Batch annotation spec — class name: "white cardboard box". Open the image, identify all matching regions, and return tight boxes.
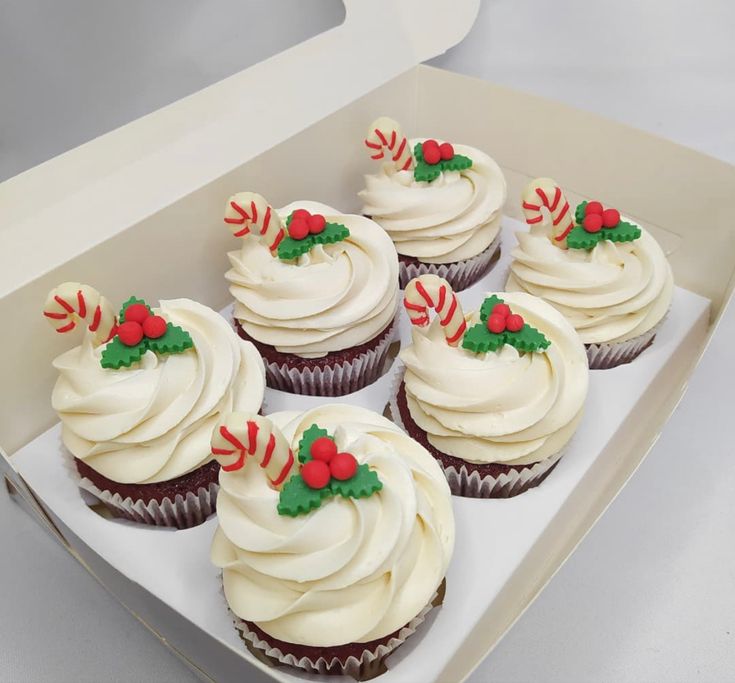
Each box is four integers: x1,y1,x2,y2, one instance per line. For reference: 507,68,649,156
2,2,735,681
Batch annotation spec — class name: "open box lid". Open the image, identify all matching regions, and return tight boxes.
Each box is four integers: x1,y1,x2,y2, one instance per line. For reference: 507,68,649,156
0,0,479,298
0,0,479,454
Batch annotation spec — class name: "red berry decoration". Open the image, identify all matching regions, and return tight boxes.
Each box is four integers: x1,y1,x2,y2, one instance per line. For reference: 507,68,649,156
301,460,331,490
117,321,144,347
582,213,603,233
487,313,507,334
142,315,167,339
439,142,455,160
308,214,326,235
506,313,525,332
492,303,511,319
330,452,358,481
124,303,150,324
292,208,311,221
602,208,621,228
310,436,337,463
585,201,604,216
288,217,309,240
422,139,441,165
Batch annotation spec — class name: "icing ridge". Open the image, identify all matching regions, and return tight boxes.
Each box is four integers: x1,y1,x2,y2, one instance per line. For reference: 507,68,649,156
212,404,454,647
400,291,588,466
227,201,399,358
360,140,506,264
52,298,265,484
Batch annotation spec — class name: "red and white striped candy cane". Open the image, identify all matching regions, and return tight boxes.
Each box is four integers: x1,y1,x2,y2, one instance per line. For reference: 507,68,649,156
223,192,285,255
403,274,466,346
43,282,117,345
211,413,295,489
521,178,575,248
364,116,414,172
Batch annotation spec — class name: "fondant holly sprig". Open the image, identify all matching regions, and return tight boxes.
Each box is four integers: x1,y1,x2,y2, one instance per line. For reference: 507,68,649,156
100,297,193,369
461,295,550,354
277,209,350,260
223,193,350,262
413,140,472,183
277,424,382,517
565,200,641,250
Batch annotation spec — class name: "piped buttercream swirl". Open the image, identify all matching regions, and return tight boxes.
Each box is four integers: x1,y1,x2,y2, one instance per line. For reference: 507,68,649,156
226,201,398,358
400,292,588,466
52,299,265,484
506,223,673,344
359,141,507,263
212,404,454,647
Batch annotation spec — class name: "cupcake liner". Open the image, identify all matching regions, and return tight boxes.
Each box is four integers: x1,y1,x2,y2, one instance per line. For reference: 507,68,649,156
585,311,668,370
64,455,218,529
264,320,399,397
230,580,446,680
437,450,563,498
388,364,565,498
398,232,501,291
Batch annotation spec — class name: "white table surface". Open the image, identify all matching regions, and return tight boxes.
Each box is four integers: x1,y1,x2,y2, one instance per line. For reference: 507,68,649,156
1,1,734,682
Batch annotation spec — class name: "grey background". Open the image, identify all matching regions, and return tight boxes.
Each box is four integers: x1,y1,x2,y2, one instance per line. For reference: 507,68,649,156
2,1,734,681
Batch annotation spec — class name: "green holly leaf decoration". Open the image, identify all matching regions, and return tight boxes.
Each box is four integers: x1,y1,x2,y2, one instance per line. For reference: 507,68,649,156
461,321,506,353
118,296,154,322
277,213,350,260
510,323,551,353
278,424,383,517
568,201,642,250
413,143,472,183
297,424,331,464
566,225,601,250
146,323,193,355
277,474,333,517
461,296,551,355
330,464,383,499
100,297,194,370
479,295,505,323
100,336,146,369
574,200,589,224
607,219,642,243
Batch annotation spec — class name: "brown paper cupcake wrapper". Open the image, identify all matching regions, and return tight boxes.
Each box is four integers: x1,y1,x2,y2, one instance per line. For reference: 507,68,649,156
388,364,564,498
585,311,668,369
64,455,218,529
231,581,445,680
265,320,398,397
398,232,501,291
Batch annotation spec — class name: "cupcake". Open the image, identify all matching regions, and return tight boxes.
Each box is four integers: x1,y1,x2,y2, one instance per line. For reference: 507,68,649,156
223,194,399,397
506,178,674,368
392,275,588,498
359,116,507,291
43,282,265,528
210,404,454,679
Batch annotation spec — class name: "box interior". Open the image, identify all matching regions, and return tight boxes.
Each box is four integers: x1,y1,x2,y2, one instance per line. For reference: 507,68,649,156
2,60,734,683
9,217,710,682
2,66,735,456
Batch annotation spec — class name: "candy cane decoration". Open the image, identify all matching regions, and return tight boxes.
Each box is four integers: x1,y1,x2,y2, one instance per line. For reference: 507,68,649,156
211,413,295,489
403,274,466,346
43,282,117,345
521,178,575,248
364,116,414,173
224,192,285,255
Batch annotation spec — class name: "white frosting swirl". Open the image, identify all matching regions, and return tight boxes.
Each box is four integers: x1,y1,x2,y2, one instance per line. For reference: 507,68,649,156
400,292,588,466
359,140,507,263
226,201,398,358
212,404,454,647
52,299,265,484
507,224,674,344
